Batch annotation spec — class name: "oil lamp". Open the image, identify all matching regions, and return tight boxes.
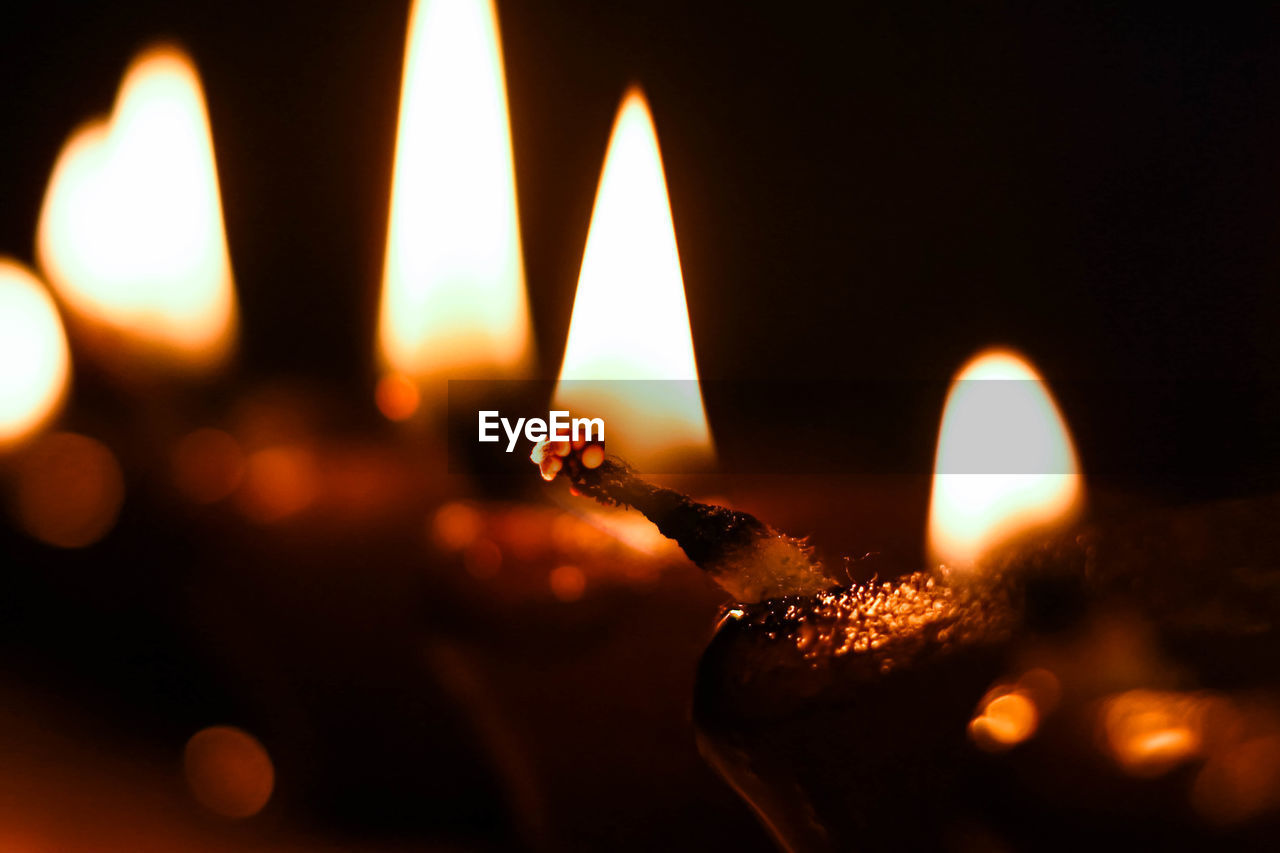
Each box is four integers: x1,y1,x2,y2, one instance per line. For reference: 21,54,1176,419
534,350,1280,851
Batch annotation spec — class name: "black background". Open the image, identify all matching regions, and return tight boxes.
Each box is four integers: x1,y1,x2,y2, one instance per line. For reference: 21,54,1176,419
2,2,1280,849
3,1,1279,497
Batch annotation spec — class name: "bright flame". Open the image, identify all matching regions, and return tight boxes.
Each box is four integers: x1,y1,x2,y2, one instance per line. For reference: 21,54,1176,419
37,45,236,371
0,259,70,447
554,88,712,470
928,348,1081,568
378,0,530,404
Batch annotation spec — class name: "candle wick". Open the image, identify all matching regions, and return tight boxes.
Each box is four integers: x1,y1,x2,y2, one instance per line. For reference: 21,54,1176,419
531,439,835,603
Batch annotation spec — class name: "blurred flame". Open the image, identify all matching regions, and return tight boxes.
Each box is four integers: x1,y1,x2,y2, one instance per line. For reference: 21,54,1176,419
378,0,530,406
554,88,712,470
0,259,70,447
928,348,1081,568
37,46,236,371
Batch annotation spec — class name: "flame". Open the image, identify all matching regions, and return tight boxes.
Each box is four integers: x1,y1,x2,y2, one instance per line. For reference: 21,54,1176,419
927,348,1081,568
378,0,530,407
36,46,236,371
554,88,712,469
0,259,70,447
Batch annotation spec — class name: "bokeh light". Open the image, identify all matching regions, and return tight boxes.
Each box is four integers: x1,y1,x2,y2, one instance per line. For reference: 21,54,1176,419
171,427,244,504
549,565,587,602
0,259,71,448
183,725,274,819
14,432,124,548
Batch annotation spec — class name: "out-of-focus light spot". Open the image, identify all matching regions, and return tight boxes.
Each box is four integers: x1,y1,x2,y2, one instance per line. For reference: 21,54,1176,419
494,506,550,560
236,446,318,523
183,725,274,819
928,348,1082,569
0,259,71,448
969,689,1039,751
375,372,420,422
583,508,676,557
37,45,237,372
549,565,586,602
464,538,502,579
432,501,483,551
553,88,713,471
579,444,606,470
14,432,124,548
551,512,612,556
1016,668,1061,714
1193,735,1280,825
171,427,244,503
378,0,531,401
1101,690,1205,777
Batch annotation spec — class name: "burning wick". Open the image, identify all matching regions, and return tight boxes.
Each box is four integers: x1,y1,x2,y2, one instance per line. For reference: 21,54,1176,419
531,439,832,603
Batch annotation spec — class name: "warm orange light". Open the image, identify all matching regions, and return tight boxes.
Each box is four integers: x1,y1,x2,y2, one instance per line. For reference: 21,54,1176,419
0,259,70,447
378,0,531,402
432,501,483,551
969,690,1039,751
1101,690,1205,776
14,432,124,548
37,45,237,372
927,348,1081,568
375,372,421,421
549,564,586,602
183,725,274,819
236,446,319,523
171,428,245,504
554,88,713,471
1193,735,1280,825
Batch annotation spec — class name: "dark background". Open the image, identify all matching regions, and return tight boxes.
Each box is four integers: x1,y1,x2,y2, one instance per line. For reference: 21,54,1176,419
2,2,1280,850
3,0,1280,495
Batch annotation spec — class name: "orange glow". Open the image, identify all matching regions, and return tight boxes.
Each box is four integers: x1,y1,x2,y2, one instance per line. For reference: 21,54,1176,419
1193,735,1280,824
432,501,483,551
171,428,244,504
0,259,70,447
378,0,531,401
463,538,503,579
969,688,1040,751
183,726,274,819
554,89,712,470
927,348,1081,568
236,446,319,523
1101,690,1205,776
549,565,586,602
37,46,236,372
14,432,124,548
375,372,421,421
